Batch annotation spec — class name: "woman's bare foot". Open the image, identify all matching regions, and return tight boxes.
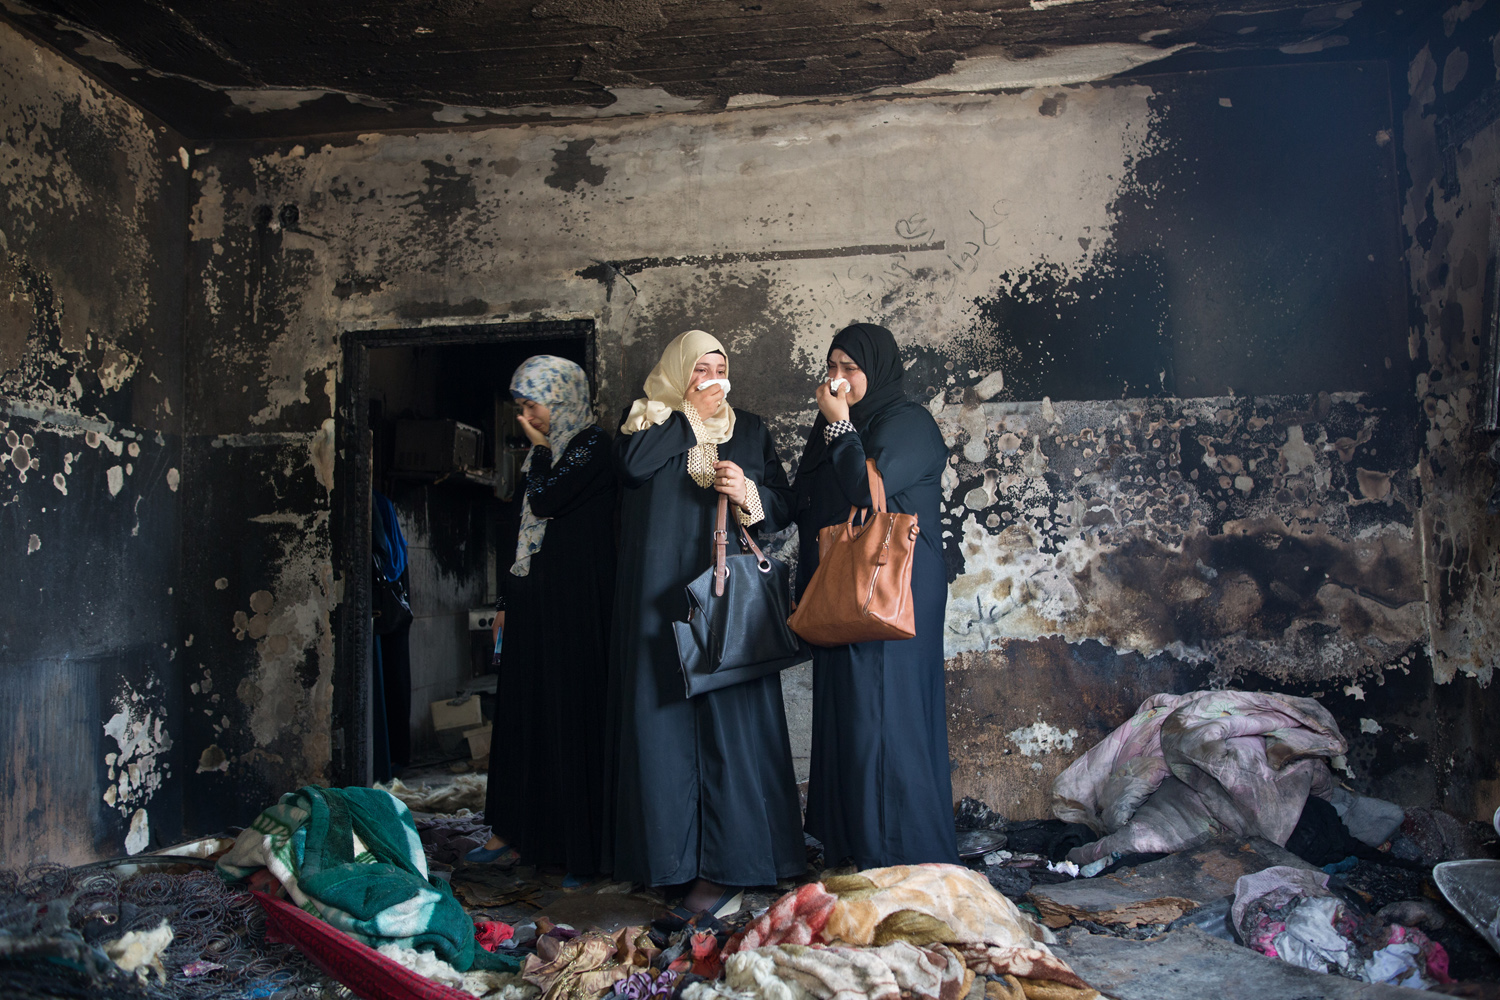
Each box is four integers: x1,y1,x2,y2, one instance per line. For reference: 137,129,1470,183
482,835,506,851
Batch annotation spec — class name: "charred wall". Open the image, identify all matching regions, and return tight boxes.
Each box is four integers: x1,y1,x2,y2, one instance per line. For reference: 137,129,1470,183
174,52,1483,832
0,20,188,864
1384,0,1500,824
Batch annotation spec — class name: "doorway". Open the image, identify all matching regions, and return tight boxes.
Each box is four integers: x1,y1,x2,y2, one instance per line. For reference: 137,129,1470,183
333,320,595,786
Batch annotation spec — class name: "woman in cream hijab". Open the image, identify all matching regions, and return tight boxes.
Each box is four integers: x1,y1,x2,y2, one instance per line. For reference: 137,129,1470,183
607,330,804,915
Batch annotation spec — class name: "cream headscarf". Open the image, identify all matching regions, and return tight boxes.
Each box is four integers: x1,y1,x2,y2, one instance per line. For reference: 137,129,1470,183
620,329,736,487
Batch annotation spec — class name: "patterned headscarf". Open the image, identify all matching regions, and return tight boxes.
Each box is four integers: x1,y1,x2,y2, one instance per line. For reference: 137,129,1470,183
619,330,736,488
509,355,594,577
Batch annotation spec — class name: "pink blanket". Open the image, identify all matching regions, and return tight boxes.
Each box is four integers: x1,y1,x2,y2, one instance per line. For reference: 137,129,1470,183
1051,690,1346,865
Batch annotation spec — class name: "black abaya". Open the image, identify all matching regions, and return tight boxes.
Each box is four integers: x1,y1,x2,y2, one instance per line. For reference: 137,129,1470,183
484,425,616,876
606,409,805,888
796,400,960,870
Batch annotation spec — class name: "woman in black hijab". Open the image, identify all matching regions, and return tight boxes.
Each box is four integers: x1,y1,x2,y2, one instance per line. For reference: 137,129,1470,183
794,323,960,869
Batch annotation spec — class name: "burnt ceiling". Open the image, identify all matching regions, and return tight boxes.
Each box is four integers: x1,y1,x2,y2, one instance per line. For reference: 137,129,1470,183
2,0,1412,140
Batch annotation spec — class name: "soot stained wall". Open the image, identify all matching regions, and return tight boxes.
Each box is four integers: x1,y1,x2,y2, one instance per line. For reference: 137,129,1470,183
1389,0,1500,823
179,56,1459,832
1,21,188,864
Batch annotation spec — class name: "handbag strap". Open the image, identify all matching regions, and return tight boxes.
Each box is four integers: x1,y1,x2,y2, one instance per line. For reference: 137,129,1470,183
844,458,890,528
866,458,888,513
714,494,730,597
713,493,773,597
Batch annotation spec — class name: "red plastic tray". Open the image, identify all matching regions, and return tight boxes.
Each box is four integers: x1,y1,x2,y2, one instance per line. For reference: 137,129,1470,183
253,890,476,1000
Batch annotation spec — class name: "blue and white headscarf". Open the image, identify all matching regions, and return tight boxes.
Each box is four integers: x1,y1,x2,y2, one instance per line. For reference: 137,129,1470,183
509,355,594,577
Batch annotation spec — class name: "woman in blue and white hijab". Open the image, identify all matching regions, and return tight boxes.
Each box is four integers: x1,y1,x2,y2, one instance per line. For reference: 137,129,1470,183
473,355,616,879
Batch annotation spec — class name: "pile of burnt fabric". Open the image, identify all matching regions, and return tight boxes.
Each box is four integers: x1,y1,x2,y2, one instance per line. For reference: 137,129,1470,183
520,920,666,1000
377,776,490,816
516,865,1098,1000
697,864,1098,1000
1232,865,1453,989
1051,690,1370,866
417,812,494,867
0,860,336,999
217,784,514,975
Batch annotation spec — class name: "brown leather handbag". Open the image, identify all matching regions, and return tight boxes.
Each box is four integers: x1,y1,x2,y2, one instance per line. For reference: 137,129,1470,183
787,459,919,646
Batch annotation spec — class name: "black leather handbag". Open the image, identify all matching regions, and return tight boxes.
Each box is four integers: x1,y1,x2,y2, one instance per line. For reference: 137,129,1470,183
371,555,413,635
672,495,808,697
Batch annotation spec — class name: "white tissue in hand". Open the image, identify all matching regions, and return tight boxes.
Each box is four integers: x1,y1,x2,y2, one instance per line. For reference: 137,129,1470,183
828,378,850,394
696,378,731,394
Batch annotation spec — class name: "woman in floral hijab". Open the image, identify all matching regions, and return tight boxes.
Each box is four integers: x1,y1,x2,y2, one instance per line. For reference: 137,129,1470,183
473,356,616,880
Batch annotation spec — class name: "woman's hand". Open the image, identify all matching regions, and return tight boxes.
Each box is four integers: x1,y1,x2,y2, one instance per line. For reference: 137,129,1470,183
683,381,725,423
815,379,851,424
712,460,748,507
517,413,548,447
491,611,505,645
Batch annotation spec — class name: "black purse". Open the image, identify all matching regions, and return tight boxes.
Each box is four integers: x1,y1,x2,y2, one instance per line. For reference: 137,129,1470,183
372,555,413,635
672,495,809,697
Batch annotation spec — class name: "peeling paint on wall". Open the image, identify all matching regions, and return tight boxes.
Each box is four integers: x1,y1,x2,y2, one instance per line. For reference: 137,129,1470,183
101,677,172,854
934,393,1423,684
1007,720,1079,756
228,538,334,765
876,43,1191,94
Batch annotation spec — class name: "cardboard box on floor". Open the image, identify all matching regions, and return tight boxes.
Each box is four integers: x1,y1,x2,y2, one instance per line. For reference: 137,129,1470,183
430,695,483,733
464,724,492,760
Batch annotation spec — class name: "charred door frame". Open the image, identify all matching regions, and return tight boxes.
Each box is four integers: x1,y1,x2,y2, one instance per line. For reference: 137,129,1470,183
332,319,596,786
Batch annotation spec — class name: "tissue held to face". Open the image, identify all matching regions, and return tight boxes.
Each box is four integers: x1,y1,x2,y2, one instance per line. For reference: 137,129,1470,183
826,348,866,403
693,354,731,395
684,352,729,422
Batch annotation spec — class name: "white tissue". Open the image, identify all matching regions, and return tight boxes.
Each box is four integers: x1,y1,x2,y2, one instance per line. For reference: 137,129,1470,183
828,378,850,394
696,378,731,394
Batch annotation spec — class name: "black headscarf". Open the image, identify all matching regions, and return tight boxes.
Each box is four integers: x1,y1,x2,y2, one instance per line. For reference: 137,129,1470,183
797,323,909,476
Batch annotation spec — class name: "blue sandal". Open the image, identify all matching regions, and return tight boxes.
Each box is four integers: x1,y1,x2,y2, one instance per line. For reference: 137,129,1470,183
464,844,521,866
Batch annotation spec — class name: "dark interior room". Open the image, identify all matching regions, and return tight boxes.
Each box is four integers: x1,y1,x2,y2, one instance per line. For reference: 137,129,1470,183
2,1,1498,997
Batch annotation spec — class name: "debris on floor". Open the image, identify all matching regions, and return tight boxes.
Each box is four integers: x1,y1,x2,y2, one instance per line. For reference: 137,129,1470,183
1434,860,1500,957
1232,863,1451,988
217,785,513,974
7,691,1497,1000
1051,690,1350,866
420,813,496,867
1052,925,1433,1000
105,918,175,983
970,686,1500,995
1026,839,1312,930
0,858,342,998
378,774,490,815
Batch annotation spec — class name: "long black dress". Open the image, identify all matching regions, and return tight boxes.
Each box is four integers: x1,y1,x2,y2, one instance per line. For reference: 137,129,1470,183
607,409,805,888
795,401,960,869
484,425,616,876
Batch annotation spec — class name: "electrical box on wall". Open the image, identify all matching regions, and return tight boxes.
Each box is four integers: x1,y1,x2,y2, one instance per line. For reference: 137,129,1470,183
393,419,483,475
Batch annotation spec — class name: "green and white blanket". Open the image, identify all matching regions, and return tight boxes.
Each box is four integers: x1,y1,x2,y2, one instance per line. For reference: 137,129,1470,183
218,784,509,972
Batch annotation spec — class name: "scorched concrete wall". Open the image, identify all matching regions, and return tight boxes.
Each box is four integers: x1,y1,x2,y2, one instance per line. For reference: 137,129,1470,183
179,54,1495,830
1,19,188,864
